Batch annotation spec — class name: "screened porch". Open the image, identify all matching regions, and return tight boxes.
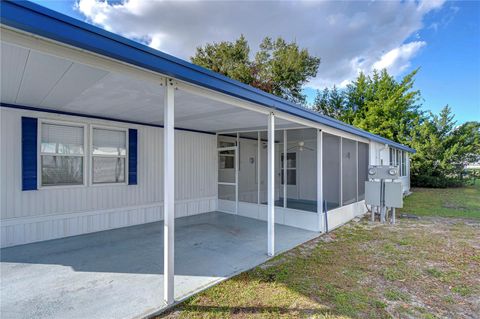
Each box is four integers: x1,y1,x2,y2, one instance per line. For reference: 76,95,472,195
214,127,370,232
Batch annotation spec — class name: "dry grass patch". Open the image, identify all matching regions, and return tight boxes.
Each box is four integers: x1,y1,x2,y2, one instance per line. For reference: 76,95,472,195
159,183,480,318
159,217,479,318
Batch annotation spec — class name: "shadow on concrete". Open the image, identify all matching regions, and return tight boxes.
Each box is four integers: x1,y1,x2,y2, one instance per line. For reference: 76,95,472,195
1,212,317,277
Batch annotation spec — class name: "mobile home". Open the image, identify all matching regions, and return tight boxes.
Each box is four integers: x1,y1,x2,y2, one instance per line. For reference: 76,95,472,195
0,1,414,318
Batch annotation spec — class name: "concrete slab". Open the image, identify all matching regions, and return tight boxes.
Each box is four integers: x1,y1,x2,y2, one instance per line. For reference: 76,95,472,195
1,211,318,319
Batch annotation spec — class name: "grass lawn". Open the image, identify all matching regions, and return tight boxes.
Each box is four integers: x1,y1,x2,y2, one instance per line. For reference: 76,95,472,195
400,180,480,219
159,183,480,318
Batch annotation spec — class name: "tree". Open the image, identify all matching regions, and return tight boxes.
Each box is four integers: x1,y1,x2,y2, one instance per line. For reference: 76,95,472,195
311,85,348,120
313,88,331,116
409,106,480,187
313,69,423,144
191,36,320,104
348,69,422,144
312,86,344,119
191,35,253,85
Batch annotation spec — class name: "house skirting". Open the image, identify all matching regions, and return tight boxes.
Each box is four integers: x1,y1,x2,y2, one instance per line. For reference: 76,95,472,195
1,197,217,248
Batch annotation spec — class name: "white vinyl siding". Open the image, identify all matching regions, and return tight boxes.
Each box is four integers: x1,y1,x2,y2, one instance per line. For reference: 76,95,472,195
1,108,217,247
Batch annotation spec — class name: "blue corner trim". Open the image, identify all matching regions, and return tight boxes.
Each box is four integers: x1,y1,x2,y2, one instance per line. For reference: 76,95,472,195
0,103,215,136
128,129,138,185
21,116,38,191
0,0,415,153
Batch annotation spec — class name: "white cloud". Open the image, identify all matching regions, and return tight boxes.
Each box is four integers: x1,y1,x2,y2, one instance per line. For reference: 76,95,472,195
372,41,426,75
74,0,445,89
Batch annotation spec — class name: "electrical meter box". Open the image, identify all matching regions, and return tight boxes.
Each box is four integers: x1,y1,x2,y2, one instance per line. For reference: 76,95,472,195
385,182,403,208
368,165,399,180
365,181,381,206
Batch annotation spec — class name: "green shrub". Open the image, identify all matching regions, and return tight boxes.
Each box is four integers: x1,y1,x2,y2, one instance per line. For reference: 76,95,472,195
411,175,464,188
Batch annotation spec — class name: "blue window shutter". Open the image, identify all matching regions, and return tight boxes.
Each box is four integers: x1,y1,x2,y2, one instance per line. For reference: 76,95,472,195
128,129,138,185
22,117,38,191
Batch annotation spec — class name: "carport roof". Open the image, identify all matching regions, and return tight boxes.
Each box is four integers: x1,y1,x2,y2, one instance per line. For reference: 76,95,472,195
0,0,415,153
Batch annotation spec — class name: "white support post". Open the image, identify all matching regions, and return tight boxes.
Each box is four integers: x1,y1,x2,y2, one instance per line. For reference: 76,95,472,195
317,130,323,232
407,153,411,191
339,137,343,207
164,78,175,305
356,141,359,202
236,132,239,214
283,130,287,208
257,131,261,205
267,113,275,257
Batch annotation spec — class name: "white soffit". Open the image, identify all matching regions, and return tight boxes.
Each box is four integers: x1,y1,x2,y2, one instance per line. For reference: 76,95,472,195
1,40,297,133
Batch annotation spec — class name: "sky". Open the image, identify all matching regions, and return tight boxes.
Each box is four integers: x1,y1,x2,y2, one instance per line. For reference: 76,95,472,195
31,0,480,124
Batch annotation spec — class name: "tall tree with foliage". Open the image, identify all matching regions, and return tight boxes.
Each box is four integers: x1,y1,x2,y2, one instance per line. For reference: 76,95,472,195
313,88,332,116
346,69,422,144
409,106,480,187
312,86,347,119
311,69,422,145
191,35,253,85
192,36,320,104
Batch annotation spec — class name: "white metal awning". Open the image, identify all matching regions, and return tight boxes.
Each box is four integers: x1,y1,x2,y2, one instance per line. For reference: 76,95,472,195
1,30,304,134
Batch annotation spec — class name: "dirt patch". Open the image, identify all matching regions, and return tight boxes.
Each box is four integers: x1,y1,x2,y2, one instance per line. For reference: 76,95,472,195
442,202,468,210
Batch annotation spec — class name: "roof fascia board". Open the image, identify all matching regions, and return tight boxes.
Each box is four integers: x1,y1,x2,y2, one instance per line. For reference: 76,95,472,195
0,0,415,153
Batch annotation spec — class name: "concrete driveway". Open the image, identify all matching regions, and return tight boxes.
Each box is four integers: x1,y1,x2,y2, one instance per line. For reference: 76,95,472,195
1,211,318,319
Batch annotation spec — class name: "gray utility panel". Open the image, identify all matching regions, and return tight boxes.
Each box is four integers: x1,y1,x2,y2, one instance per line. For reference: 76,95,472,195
365,181,381,206
365,165,403,223
385,181,403,208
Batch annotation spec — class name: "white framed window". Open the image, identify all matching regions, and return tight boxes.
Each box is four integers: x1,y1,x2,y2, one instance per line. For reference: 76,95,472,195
281,152,297,185
39,120,87,187
91,126,128,185
401,151,407,176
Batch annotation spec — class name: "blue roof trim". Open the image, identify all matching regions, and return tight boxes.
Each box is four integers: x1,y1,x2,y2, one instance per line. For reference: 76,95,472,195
0,0,415,153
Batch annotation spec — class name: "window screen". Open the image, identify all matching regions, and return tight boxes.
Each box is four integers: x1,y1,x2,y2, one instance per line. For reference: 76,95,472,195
323,133,340,210
238,132,259,204
342,138,357,205
92,128,127,184
357,142,369,200
281,153,296,185
41,123,84,155
93,128,127,155
40,123,84,186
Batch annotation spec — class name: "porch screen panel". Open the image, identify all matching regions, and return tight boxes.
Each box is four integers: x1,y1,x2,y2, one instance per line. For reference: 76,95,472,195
218,134,236,148
238,132,259,204
218,134,236,184
259,131,268,205
286,128,317,212
322,133,341,210
218,184,235,201
218,148,235,183
357,142,369,200
342,138,357,205
275,130,283,208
